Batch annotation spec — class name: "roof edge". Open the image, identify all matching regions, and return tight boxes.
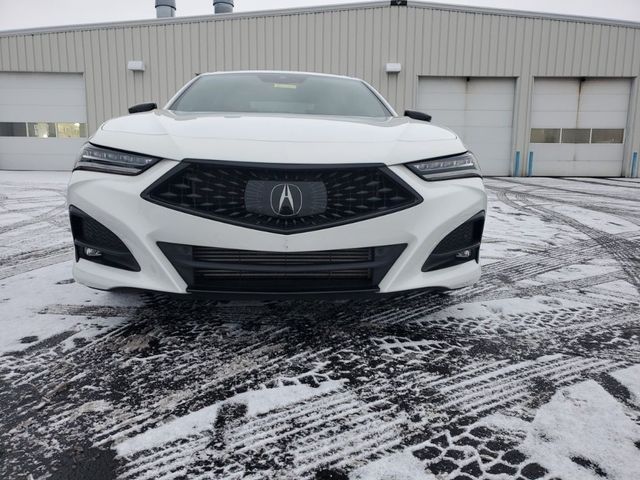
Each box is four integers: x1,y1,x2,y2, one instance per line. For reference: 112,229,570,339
0,0,638,37
0,2,387,36
410,1,640,29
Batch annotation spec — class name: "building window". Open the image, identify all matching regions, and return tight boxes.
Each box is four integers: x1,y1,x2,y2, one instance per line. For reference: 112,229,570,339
530,128,561,143
591,129,624,144
56,122,87,138
531,128,625,145
28,122,57,138
0,122,87,138
561,128,590,144
0,122,28,137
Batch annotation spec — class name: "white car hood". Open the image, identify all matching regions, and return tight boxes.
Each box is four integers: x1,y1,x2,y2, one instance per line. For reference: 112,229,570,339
93,110,466,165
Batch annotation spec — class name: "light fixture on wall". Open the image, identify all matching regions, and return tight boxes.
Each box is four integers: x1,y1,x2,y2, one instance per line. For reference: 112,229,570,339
385,63,401,74
127,61,145,72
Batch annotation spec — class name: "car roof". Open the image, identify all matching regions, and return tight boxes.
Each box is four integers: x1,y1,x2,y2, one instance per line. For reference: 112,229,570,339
197,70,364,82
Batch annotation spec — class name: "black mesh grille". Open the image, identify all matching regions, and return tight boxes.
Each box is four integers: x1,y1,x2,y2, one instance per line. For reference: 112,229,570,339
73,214,128,252
69,206,140,272
158,242,406,293
422,212,485,272
193,246,373,265
432,220,478,254
142,161,421,234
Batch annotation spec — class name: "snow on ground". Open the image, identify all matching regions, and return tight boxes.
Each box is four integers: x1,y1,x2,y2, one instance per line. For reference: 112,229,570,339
0,170,141,353
520,380,640,480
0,170,71,183
350,452,435,480
0,261,141,353
611,365,640,403
549,203,640,234
116,380,345,457
519,261,620,286
1,174,640,480
480,196,590,266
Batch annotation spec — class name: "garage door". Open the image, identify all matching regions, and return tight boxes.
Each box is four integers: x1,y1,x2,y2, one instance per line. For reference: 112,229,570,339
529,78,630,176
0,73,87,171
417,77,515,176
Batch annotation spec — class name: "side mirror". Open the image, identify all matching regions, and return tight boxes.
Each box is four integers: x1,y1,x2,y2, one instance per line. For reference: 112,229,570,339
128,102,158,114
404,110,432,122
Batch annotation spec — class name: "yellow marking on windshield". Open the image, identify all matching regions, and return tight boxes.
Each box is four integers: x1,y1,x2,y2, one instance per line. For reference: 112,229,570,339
273,83,297,89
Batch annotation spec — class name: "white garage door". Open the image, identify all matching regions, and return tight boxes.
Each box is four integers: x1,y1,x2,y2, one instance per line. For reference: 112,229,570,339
417,77,515,176
529,78,630,176
0,73,87,171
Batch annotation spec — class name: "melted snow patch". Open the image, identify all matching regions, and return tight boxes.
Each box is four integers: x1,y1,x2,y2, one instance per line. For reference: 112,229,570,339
521,379,640,480
116,380,345,457
350,451,435,480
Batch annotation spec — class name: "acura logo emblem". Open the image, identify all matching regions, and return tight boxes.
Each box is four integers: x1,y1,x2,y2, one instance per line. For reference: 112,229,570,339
270,183,303,216
245,180,327,219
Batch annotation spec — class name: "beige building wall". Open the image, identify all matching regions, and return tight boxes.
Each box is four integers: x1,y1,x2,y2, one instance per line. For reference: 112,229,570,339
1,2,639,175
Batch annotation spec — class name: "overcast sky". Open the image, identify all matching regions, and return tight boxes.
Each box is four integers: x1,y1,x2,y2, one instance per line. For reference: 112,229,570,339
1,0,639,31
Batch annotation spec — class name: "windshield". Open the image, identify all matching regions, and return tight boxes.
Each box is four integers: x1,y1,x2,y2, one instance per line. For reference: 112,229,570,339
169,72,391,117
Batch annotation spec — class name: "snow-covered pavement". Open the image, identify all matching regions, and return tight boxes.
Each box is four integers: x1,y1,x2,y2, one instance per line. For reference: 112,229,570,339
1,172,639,480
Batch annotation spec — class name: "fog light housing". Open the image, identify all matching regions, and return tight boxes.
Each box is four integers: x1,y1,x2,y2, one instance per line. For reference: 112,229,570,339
69,206,140,272
422,212,485,272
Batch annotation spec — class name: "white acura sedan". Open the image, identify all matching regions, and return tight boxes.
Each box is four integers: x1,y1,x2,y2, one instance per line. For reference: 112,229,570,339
67,71,486,297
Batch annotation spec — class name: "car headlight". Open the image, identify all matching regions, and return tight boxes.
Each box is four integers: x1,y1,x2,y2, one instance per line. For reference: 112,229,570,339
74,144,160,175
406,152,482,181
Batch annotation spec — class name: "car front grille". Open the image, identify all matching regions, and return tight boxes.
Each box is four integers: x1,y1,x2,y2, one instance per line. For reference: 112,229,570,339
142,161,422,234
193,246,373,264
158,242,406,293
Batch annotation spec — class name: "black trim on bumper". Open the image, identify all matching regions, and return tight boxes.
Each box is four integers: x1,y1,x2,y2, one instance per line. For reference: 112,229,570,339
69,206,140,272
107,285,447,300
158,242,407,293
422,211,485,272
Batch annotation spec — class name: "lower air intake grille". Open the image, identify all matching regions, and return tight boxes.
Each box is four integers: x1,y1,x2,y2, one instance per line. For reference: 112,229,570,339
431,219,478,254
159,242,406,293
69,206,140,272
422,212,485,272
192,247,373,264
142,161,422,234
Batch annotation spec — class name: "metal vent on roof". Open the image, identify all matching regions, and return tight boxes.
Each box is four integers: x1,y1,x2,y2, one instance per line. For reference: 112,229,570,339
214,0,234,13
155,0,176,18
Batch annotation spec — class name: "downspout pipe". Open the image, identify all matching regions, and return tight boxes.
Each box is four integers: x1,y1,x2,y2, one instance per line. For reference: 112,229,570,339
214,0,234,13
155,0,176,18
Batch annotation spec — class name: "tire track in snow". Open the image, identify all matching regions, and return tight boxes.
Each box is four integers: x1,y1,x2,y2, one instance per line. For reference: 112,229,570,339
488,182,640,287
2,176,640,480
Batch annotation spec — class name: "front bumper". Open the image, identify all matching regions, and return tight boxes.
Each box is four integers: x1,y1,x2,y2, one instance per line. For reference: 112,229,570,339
67,160,486,295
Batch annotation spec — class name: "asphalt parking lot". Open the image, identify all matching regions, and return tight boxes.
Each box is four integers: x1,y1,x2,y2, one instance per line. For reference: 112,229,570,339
1,172,639,480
